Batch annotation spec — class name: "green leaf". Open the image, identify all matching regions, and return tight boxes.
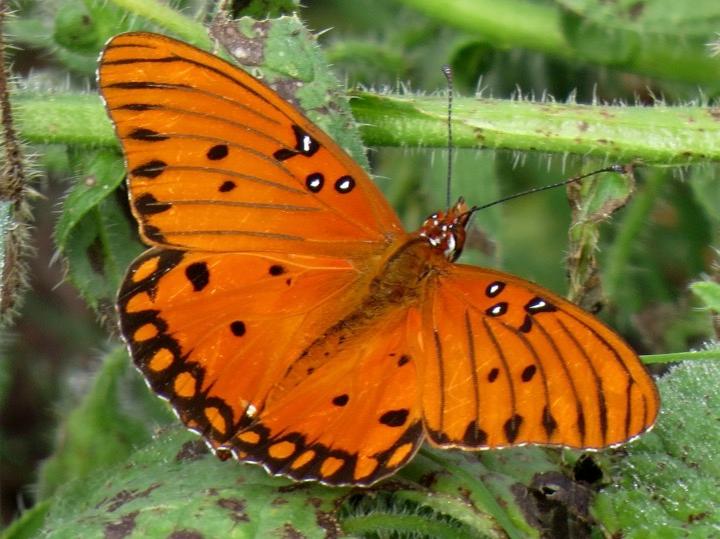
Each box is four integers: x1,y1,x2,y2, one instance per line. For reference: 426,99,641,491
55,150,125,248
0,499,52,539
37,347,172,499
55,150,143,315
690,280,720,311
39,428,349,538
593,360,720,536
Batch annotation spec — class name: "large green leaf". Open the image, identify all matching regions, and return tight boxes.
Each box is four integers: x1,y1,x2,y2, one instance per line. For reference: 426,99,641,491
39,428,349,538
593,360,720,536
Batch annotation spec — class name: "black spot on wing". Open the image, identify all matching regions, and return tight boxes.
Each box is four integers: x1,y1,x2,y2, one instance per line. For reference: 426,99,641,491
485,302,508,317
185,262,209,292
273,148,296,161
207,144,229,160
290,125,319,156
334,176,355,194
230,321,246,336
117,103,157,111
485,281,505,298
132,159,167,179
274,124,319,161
542,406,558,437
268,264,285,276
525,297,557,314
218,180,236,192
521,365,537,382
129,127,168,141
504,414,523,443
143,225,166,243
332,394,349,407
305,173,324,193
577,410,586,439
379,409,409,427
463,420,488,445
135,193,171,215
519,314,533,333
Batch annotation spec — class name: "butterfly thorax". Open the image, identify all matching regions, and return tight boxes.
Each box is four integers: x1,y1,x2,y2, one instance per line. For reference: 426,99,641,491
271,235,446,396
417,198,471,262
271,203,471,399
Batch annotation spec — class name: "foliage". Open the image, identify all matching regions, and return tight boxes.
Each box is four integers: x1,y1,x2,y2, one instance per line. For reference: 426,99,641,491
1,0,719,537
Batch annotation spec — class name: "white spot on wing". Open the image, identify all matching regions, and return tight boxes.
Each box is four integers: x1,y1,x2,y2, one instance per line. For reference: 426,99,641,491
302,135,312,153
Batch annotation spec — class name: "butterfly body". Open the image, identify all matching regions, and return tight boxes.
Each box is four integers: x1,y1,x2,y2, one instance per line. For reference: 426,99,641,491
102,32,659,486
261,199,475,402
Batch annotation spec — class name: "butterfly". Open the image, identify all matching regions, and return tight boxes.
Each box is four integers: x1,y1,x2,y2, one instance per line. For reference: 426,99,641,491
99,32,659,486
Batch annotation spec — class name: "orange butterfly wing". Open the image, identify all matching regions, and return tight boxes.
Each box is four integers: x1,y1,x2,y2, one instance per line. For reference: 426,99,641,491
227,308,424,485
104,32,421,485
99,32,403,257
119,249,362,436
420,264,659,450
119,248,423,485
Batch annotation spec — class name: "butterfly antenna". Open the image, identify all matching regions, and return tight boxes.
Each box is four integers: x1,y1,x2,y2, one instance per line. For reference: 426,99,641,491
464,164,627,218
442,65,453,208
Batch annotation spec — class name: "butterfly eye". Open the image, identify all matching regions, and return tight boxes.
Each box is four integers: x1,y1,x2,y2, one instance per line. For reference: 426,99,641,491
443,233,457,258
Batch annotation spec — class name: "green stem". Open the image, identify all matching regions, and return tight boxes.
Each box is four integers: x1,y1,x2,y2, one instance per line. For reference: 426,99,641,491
15,92,720,166
14,94,116,146
641,350,720,364
351,93,720,163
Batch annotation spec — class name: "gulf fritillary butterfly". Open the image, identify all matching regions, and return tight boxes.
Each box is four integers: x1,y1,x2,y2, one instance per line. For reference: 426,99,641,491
99,32,659,486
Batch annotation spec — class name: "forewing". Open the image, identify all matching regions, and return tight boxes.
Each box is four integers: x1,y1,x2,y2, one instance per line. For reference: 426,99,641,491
99,32,403,257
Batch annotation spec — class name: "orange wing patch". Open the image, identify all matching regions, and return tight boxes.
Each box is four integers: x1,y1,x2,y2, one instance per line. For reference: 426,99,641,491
422,264,659,450
99,32,402,257
225,309,424,485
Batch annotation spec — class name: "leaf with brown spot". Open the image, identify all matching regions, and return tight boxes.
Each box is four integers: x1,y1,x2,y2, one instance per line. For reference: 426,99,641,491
36,428,350,537
209,15,369,169
103,510,139,539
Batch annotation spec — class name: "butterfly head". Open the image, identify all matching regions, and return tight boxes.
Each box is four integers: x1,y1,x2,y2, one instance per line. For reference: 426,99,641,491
418,198,471,262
